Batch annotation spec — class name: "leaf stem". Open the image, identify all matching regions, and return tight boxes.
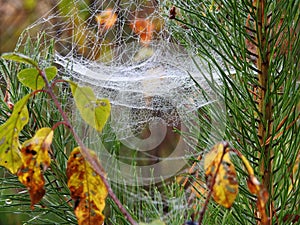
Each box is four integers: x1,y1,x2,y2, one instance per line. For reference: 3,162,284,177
198,147,226,224
38,68,139,225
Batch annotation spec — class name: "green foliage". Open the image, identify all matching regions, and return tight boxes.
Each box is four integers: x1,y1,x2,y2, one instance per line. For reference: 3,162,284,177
69,81,111,132
0,0,299,224
0,94,30,174
17,66,57,90
1,44,166,225
140,220,166,225
58,0,91,19
2,53,38,67
0,43,76,224
0,50,114,224
170,0,300,224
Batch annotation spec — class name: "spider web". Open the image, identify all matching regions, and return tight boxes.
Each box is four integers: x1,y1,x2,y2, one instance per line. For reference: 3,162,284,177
16,0,226,223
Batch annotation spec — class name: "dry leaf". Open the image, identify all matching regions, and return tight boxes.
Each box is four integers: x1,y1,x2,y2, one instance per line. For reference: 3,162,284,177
238,149,269,225
67,147,108,225
95,8,117,30
17,127,53,209
204,142,239,208
130,19,154,46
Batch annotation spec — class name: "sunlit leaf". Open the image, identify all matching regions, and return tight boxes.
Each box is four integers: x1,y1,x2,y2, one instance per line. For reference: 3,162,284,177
95,8,117,30
0,94,30,174
17,66,57,90
139,220,166,225
1,53,38,67
17,127,53,209
204,142,239,208
69,81,111,132
67,147,108,225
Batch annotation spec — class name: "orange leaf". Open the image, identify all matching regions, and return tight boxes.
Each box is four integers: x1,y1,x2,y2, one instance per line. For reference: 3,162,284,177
67,147,108,225
246,174,269,224
236,148,269,224
130,19,154,46
17,127,53,209
95,9,117,30
204,142,239,208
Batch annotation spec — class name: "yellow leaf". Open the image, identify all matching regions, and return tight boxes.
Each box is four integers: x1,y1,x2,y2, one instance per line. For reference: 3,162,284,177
67,147,108,225
95,8,117,30
233,147,269,224
204,142,239,208
17,127,53,209
0,94,30,174
69,81,111,132
247,175,269,224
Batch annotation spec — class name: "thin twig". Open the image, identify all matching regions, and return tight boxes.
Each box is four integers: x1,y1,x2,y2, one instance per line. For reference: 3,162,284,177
38,68,138,225
198,148,226,224
265,114,299,146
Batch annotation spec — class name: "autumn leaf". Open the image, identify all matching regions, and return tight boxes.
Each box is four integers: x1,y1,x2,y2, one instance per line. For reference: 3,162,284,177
130,19,154,46
95,8,117,30
17,66,57,90
67,147,108,225
237,152,269,224
204,142,239,208
17,127,53,209
0,94,30,174
69,81,111,132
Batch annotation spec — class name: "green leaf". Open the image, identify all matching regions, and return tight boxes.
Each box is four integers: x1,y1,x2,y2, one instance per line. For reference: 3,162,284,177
139,220,166,225
17,66,57,90
0,94,31,174
1,53,38,67
45,66,57,82
69,81,111,132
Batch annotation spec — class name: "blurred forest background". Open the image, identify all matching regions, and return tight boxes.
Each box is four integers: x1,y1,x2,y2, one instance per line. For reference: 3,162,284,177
0,0,56,53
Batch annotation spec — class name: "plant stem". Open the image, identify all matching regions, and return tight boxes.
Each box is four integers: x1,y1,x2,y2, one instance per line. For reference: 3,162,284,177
198,147,226,224
256,0,273,223
38,68,139,225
